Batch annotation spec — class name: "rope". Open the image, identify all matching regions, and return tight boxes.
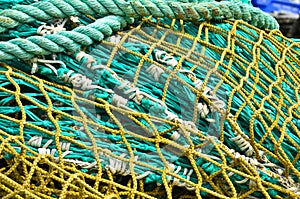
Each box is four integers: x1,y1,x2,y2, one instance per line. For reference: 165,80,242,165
1,15,300,197
0,0,299,198
0,15,131,60
0,0,278,35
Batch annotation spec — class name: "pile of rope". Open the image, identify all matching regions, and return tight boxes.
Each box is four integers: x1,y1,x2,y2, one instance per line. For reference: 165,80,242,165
0,0,299,198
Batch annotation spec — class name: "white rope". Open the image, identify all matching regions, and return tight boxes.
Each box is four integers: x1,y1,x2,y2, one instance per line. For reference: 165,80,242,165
197,103,210,118
106,153,130,175
37,18,68,35
158,163,195,190
198,137,291,192
231,133,254,157
280,176,300,195
117,80,166,108
146,64,164,81
29,136,71,152
179,69,196,79
108,35,122,44
105,153,151,179
136,171,152,180
60,142,71,151
90,64,120,80
170,131,180,141
38,148,56,157
75,51,96,69
61,70,114,93
195,80,212,96
207,95,226,110
164,109,180,122
43,139,53,149
27,136,43,148
31,57,66,75
164,110,199,141
38,148,72,161
229,119,255,157
155,50,178,68
111,94,135,112
70,16,80,23
61,159,95,168
111,94,128,107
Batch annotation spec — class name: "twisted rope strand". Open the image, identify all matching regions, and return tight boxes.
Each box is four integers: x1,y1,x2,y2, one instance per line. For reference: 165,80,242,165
0,0,278,34
0,15,131,60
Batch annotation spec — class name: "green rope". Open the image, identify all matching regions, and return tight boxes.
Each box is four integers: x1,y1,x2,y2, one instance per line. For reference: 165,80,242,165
0,15,131,60
0,0,279,61
1,0,298,198
0,0,36,10
0,0,278,35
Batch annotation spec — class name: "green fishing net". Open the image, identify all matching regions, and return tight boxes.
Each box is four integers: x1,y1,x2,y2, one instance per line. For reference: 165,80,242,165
0,0,299,198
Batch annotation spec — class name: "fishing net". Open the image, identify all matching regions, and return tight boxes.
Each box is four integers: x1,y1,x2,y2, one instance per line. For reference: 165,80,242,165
0,0,299,198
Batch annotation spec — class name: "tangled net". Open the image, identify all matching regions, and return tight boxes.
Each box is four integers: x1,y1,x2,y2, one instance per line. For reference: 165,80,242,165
0,0,299,198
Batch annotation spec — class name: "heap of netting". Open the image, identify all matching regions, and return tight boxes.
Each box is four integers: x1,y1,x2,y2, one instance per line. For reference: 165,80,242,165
0,0,299,198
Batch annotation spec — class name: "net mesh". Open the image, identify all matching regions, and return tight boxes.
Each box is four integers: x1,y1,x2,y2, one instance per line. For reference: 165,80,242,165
0,15,300,199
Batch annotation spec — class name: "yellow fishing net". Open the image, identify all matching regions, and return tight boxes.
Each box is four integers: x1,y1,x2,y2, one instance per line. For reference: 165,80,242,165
0,15,300,199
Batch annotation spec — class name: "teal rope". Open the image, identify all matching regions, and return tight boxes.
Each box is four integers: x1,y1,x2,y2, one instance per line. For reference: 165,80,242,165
0,1,294,197
0,0,36,10
0,0,278,35
0,15,131,60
